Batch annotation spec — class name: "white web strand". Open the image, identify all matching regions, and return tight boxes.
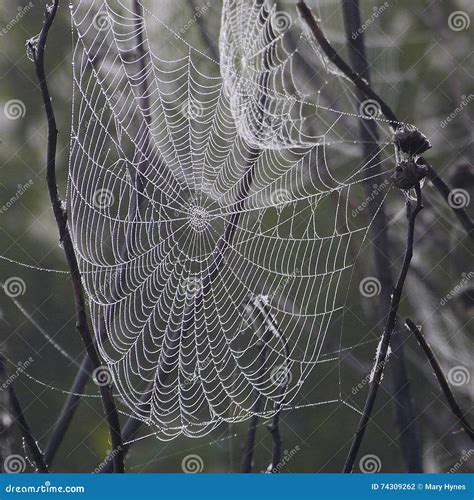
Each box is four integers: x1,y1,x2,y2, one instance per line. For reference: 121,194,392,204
67,0,396,439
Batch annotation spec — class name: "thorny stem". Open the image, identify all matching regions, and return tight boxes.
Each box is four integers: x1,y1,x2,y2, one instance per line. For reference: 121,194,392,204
30,0,124,473
297,0,473,241
405,319,474,442
0,357,49,473
343,184,424,472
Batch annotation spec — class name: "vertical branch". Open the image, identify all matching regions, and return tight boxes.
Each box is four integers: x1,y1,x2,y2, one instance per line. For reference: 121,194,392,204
29,0,124,473
0,357,48,473
340,0,423,472
343,184,423,472
405,319,474,441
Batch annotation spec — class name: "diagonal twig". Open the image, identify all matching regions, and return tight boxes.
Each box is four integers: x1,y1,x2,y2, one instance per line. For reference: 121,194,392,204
29,0,124,473
0,356,48,473
342,183,423,472
405,319,474,442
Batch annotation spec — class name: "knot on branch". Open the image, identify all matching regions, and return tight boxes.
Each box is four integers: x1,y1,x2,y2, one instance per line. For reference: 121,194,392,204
393,125,431,158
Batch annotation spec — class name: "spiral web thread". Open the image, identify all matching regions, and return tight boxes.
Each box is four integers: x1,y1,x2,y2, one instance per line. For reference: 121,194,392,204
67,0,396,439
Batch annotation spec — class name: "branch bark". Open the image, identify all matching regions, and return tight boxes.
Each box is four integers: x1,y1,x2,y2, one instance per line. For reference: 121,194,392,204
341,0,422,473
343,184,423,473
29,0,124,473
0,357,48,473
405,319,474,442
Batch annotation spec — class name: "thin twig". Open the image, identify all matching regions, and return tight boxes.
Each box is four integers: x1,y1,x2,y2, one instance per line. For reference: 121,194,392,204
297,1,398,128
297,0,474,241
29,0,124,473
0,357,48,473
343,184,424,473
44,357,91,465
340,0,422,472
405,319,474,441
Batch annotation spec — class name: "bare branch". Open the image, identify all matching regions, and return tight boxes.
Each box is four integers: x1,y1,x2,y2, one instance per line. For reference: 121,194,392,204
29,0,124,473
343,184,423,473
405,319,474,442
0,357,48,473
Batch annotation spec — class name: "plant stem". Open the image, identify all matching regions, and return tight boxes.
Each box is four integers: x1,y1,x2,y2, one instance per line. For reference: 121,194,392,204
341,0,423,473
343,184,423,473
30,0,124,473
0,357,48,473
405,319,474,441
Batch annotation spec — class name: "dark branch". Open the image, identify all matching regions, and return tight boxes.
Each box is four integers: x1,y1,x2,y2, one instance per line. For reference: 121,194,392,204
44,356,91,465
297,0,398,128
405,319,474,441
341,0,422,473
297,0,474,240
343,184,423,473
29,0,124,473
0,357,48,473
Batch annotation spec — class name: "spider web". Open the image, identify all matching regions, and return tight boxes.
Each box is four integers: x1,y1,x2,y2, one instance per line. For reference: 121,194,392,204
67,0,395,439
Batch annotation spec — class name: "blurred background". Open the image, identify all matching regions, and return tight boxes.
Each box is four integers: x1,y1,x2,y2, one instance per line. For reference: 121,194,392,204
0,0,472,473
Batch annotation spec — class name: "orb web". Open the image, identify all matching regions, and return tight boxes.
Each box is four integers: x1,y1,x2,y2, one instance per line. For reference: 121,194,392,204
68,0,396,439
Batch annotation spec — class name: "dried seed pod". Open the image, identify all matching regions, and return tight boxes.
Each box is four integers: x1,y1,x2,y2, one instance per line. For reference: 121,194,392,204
393,125,431,157
391,159,428,190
